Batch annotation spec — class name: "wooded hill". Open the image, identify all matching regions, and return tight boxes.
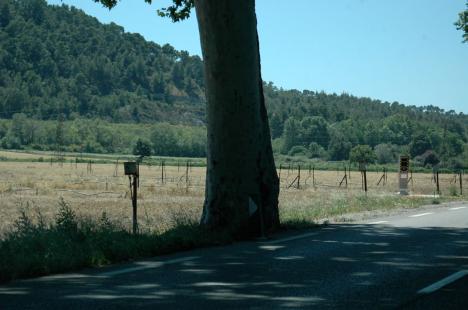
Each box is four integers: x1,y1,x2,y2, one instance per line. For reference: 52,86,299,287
0,0,467,168
0,0,205,124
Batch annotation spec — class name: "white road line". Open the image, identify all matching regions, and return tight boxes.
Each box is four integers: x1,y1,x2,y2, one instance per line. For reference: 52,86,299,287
264,232,318,244
449,206,467,211
418,270,468,294
409,212,433,218
99,256,198,277
368,221,389,225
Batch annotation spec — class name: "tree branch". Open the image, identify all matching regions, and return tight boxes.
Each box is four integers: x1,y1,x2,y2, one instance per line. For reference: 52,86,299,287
91,0,194,22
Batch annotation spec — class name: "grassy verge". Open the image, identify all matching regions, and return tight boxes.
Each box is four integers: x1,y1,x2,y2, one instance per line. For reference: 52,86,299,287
1,195,465,283
279,193,464,228
0,199,232,283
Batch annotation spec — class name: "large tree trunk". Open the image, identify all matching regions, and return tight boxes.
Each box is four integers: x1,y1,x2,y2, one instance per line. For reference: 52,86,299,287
195,0,280,237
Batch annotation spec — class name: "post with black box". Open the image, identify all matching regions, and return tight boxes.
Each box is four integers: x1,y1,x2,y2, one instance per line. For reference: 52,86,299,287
124,161,139,234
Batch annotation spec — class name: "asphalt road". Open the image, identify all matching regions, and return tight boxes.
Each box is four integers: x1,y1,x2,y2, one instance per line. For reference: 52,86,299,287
1,201,468,309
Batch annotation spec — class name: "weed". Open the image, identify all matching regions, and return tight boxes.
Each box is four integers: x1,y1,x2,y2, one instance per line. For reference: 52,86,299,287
448,186,458,197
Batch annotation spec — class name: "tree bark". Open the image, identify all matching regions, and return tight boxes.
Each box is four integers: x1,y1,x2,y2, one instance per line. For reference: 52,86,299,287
195,0,279,237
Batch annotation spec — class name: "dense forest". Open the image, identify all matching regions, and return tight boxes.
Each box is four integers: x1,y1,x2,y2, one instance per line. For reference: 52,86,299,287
0,0,205,124
0,0,467,168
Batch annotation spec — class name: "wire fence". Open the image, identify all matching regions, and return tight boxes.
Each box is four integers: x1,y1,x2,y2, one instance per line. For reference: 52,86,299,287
1,161,467,199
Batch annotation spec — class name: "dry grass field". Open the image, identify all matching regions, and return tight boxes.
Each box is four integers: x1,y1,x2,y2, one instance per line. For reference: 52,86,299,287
0,160,466,235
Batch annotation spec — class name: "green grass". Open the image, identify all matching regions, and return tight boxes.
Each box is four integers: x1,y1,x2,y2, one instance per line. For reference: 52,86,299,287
0,198,232,283
279,193,438,227
0,149,207,166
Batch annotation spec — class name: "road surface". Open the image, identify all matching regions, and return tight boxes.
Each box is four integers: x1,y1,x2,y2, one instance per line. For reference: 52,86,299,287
1,201,468,309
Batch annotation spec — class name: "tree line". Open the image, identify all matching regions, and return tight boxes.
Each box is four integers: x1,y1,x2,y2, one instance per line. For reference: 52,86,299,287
265,85,467,169
0,114,206,157
0,0,467,169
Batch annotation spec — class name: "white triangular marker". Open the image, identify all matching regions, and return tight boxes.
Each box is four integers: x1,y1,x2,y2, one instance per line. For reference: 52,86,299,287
249,197,258,216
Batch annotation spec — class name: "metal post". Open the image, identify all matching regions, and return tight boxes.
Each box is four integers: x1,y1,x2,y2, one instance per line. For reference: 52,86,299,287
124,161,139,234
161,161,165,184
364,169,368,194
312,167,315,187
436,171,440,195
345,167,348,188
459,170,463,195
361,170,364,190
132,174,138,234
185,161,189,188
297,165,301,189
339,167,348,188
410,169,414,190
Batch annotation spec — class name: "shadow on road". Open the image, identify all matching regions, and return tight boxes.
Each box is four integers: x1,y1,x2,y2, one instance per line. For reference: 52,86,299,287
1,224,468,309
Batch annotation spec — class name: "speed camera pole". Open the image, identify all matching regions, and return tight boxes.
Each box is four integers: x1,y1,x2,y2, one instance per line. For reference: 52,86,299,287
399,155,410,195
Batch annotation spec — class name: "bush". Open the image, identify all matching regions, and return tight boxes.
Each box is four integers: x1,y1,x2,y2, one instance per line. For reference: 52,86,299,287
0,135,22,149
288,146,310,157
416,150,440,168
133,138,152,158
308,142,327,159
448,186,458,197
445,158,464,170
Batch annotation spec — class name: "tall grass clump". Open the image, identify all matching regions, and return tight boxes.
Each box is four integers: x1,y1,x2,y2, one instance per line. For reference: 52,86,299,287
0,198,232,283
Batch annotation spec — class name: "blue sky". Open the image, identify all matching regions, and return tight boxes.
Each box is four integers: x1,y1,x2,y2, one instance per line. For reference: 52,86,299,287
47,0,468,113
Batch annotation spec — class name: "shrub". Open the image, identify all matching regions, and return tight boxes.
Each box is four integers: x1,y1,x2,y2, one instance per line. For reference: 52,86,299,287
448,186,458,197
288,146,310,157
308,142,327,159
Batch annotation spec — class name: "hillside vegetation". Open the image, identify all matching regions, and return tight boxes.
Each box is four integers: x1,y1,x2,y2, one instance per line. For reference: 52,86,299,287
0,0,467,168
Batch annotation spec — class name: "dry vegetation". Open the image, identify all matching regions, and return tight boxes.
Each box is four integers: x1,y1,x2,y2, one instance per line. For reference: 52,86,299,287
1,159,466,235
0,156,467,282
